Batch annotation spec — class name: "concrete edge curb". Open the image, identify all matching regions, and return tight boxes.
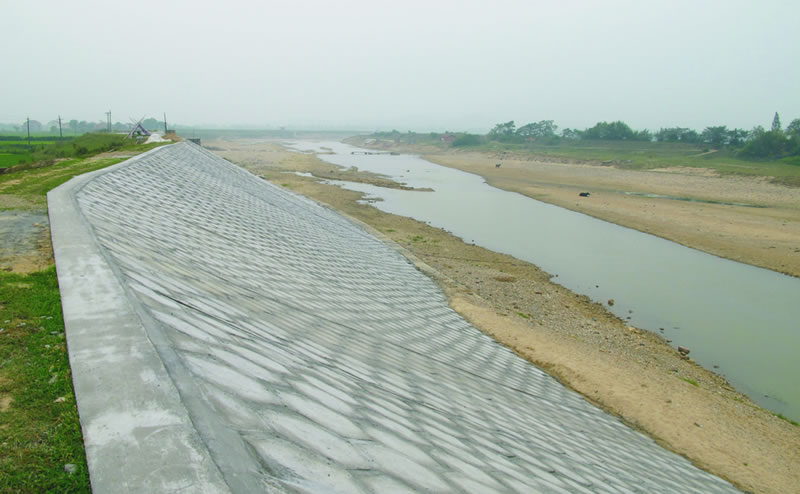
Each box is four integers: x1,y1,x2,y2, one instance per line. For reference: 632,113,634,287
47,145,232,493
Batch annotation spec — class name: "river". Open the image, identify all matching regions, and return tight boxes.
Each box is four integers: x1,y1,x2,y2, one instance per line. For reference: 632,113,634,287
287,140,800,421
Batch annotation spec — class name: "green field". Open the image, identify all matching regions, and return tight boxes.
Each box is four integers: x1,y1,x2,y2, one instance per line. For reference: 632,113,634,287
0,133,161,171
0,138,166,493
0,138,60,168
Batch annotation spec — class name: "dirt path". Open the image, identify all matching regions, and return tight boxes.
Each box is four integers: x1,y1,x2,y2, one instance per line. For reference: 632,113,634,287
0,210,52,273
209,138,800,494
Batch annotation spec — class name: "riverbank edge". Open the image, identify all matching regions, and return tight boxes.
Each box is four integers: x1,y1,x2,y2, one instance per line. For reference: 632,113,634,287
343,136,800,280
213,139,800,494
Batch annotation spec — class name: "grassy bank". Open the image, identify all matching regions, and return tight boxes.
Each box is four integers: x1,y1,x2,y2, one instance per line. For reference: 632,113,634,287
0,157,127,210
0,138,169,492
0,133,161,172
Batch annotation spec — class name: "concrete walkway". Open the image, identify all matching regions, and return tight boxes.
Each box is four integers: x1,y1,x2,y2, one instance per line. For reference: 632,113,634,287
49,142,740,493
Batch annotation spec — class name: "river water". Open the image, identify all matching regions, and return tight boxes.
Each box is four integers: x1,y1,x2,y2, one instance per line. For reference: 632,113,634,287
287,141,800,421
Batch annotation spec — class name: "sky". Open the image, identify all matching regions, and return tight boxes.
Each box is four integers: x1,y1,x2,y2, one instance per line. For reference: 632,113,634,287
2,0,799,132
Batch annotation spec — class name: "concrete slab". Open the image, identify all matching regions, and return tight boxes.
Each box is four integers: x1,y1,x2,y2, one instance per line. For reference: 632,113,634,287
50,142,740,493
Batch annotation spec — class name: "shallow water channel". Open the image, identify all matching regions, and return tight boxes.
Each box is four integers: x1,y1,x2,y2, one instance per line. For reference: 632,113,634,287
287,141,800,421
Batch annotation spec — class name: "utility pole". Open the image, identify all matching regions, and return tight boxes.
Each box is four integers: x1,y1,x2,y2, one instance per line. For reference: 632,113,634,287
58,115,63,139
26,117,31,147
164,112,168,134
105,111,111,132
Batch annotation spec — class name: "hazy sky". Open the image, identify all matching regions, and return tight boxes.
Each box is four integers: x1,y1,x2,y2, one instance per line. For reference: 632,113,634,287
3,0,799,132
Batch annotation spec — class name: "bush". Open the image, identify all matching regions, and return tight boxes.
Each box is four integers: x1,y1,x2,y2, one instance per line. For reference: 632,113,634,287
452,134,481,147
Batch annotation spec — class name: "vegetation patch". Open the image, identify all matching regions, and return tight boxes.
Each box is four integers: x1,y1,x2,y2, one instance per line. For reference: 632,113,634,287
773,413,799,427
0,158,128,210
0,268,90,493
0,133,166,172
0,134,157,492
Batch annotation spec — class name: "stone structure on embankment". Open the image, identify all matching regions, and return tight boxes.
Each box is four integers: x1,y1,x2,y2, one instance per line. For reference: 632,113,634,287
49,142,739,493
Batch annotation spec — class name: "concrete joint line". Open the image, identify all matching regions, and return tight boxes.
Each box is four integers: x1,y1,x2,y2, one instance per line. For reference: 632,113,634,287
48,144,268,494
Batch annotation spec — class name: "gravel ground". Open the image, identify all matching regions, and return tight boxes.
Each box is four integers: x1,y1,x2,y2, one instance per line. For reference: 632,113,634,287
0,210,51,272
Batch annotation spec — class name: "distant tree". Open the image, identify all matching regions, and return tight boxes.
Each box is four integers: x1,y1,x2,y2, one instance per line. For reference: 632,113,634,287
24,120,43,133
69,119,78,134
681,129,701,143
727,128,749,147
142,117,161,130
634,129,653,142
786,118,800,137
583,121,636,140
561,128,580,140
516,120,558,138
452,134,481,147
772,112,782,132
655,127,681,142
737,117,800,159
739,129,786,158
701,126,729,148
488,121,516,139
655,127,700,143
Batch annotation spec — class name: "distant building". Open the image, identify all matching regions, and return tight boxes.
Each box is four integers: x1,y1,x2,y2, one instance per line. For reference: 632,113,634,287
440,133,456,144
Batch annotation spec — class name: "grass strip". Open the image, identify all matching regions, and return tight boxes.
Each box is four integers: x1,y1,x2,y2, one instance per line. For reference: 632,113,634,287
0,140,163,492
0,268,90,493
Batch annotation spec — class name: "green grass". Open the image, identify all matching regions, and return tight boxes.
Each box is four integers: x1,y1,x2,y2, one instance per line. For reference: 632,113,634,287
773,413,799,427
0,154,22,167
0,133,166,171
0,158,125,209
0,268,90,493
0,138,159,492
682,377,699,387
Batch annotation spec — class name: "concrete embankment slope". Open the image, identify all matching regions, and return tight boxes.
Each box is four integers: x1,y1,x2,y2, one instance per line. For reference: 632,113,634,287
48,142,739,493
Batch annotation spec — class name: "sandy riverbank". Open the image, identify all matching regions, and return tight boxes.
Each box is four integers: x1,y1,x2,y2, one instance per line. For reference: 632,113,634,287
348,139,800,279
209,138,800,494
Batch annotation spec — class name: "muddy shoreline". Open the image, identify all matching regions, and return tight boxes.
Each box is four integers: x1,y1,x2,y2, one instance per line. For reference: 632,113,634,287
210,139,800,494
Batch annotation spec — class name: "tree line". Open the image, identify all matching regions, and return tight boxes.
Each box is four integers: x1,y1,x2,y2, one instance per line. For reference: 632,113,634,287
0,118,165,135
476,113,800,160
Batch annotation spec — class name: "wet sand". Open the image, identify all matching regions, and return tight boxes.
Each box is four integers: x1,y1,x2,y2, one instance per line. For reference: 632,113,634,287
210,138,800,494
